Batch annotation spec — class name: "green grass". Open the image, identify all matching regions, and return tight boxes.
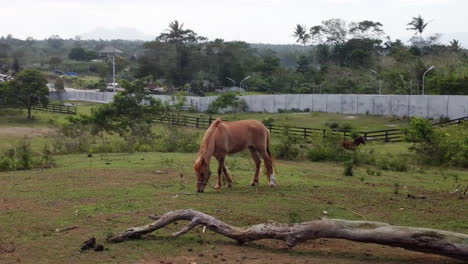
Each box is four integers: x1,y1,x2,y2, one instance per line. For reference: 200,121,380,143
0,151,466,264
185,112,409,131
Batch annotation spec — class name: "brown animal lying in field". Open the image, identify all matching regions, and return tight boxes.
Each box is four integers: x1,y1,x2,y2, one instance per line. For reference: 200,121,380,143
342,136,366,150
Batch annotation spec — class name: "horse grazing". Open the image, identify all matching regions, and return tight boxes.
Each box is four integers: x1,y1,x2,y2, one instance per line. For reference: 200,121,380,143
342,136,366,150
194,118,275,193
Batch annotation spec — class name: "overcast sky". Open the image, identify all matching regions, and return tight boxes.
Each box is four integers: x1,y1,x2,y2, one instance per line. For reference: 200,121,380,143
1,0,466,45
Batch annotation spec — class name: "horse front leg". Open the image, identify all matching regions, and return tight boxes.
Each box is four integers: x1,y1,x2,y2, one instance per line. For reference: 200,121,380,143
221,161,233,188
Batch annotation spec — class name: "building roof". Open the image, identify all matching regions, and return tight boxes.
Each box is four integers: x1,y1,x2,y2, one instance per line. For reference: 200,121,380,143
99,46,123,54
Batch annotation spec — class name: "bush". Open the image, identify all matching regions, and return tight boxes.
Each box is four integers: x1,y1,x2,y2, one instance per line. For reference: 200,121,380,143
407,117,468,167
325,121,340,129
207,92,247,114
261,116,274,127
273,127,300,160
51,122,94,154
0,138,55,171
376,154,409,172
343,160,354,176
154,126,200,153
308,132,351,162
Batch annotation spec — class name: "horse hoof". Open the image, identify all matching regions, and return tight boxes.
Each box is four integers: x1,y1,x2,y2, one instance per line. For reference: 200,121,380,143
250,182,257,187
228,183,232,188
269,182,277,187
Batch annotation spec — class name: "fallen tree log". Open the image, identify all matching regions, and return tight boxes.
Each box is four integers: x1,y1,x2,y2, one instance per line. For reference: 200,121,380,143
110,209,468,261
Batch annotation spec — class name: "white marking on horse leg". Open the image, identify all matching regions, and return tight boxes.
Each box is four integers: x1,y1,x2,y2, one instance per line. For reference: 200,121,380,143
269,172,276,187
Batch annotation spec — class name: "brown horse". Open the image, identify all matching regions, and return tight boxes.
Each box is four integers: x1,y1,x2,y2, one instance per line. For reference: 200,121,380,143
194,118,275,193
342,136,366,150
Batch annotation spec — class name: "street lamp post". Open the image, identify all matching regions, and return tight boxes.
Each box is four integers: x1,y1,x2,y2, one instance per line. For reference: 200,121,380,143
226,77,236,87
370,69,382,95
422,66,435,95
99,46,123,93
239,75,251,91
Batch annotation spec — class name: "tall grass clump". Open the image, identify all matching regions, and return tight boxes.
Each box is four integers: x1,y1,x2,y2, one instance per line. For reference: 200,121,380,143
308,132,351,162
154,125,201,153
272,126,300,160
0,138,55,171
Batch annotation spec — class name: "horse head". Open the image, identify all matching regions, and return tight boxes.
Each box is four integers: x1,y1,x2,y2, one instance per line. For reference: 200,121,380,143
194,157,211,193
355,136,366,145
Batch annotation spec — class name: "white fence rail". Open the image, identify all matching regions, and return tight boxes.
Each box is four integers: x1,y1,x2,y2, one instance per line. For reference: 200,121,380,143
49,91,468,119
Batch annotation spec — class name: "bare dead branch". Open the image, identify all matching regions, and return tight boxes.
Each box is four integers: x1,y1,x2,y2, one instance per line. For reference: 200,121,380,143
110,209,468,261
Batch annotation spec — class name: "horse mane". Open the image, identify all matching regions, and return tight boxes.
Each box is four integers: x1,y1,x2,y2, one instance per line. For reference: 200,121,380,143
194,118,222,171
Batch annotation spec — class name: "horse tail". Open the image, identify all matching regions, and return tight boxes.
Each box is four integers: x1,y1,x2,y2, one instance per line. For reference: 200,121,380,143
265,128,277,186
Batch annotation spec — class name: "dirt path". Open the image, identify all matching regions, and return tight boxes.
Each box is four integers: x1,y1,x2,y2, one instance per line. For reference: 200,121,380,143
0,127,56,137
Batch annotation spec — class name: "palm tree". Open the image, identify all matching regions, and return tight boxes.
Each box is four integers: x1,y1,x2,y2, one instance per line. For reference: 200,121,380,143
293,24,310,46
407,15,429,42
158,20,198,44
449,39,462,52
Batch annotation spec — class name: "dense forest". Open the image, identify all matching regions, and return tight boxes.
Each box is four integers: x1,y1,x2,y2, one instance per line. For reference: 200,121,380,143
0,17,467,95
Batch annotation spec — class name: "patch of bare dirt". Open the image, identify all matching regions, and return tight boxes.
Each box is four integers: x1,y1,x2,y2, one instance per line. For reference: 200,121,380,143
136,239,463,264
0,127,56,137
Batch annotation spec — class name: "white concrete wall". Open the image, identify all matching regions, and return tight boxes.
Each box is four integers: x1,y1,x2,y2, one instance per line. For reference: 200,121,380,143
50,91,468,119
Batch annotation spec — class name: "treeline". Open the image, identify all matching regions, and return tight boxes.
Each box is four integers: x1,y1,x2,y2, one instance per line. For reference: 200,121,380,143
1,17,467,95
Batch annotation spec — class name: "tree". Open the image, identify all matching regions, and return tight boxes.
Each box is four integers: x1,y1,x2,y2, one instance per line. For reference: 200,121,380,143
407,15,429,42
309,19,348,45
6,69,49,119
207,92,246,115
47,35,64,49
12,57,20,73
157,20,199,44
54,77,65,101
449,39,462,52
349,20,384,40
293,24,310,45
79,77,167,137
68,47,87,61
49,56,62,70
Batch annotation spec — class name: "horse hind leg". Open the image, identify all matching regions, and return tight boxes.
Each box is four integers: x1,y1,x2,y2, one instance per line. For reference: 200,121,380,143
215,158,223,191
259,149,276,187
221,162,233,188
249,147,261,186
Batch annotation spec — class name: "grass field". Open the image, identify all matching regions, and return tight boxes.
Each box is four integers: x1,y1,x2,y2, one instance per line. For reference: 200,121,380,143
0,151,467,264
0,104,408,152
0,105,466,263
186,112,409,132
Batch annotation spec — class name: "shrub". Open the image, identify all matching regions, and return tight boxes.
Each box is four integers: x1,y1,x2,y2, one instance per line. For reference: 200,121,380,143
407,117,468,167
376,155,409,172
0,139,55,171
154,126,200,153
51,122,94,154
325,121,340,129
14,138,34,170
272,126,299,160
308,132,351,162
273,127,300,160
261,116,274,127
343,160,354,176
207,92,247,114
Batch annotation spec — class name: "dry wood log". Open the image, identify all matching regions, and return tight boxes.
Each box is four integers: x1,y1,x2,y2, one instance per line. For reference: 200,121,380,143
110,209,468,261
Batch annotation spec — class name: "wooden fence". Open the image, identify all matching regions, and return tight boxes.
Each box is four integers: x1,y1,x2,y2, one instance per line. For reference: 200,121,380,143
153,114,467,143
31,104,77,114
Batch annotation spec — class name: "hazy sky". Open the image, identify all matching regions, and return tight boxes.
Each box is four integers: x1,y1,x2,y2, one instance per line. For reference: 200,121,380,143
1,0,466,44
